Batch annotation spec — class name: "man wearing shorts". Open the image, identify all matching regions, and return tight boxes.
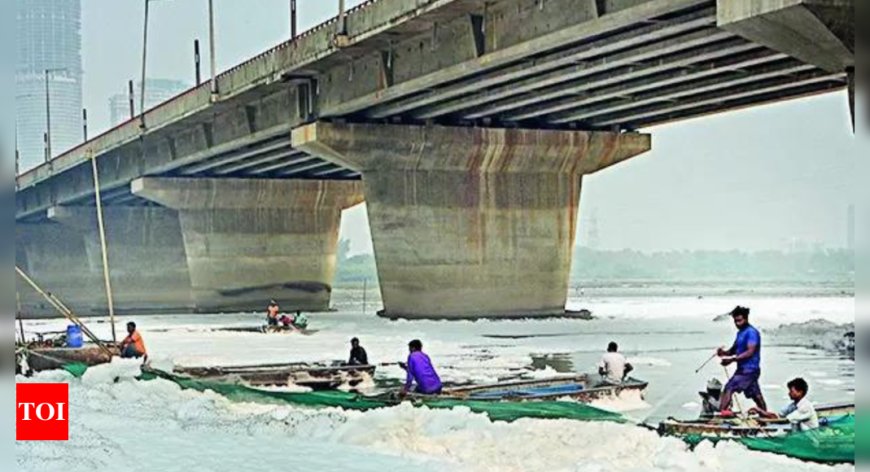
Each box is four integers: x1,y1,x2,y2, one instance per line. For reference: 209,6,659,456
717,306,767,413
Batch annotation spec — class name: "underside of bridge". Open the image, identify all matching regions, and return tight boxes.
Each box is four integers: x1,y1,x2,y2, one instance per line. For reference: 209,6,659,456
14,0,853,318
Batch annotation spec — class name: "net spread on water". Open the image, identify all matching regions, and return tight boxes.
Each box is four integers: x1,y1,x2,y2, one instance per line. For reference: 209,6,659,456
140,368,855,464
138,368,626,423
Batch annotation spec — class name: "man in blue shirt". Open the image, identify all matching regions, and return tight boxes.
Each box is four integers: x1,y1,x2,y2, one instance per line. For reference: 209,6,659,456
717,306,767,413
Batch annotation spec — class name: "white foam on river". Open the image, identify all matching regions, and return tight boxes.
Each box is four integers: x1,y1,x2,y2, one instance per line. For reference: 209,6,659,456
15,362,853,472
16,290,854,471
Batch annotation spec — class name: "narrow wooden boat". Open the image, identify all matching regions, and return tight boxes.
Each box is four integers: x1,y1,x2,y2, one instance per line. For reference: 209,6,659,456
409,374,648,403
215,325,319,335
657,402,855,439
17,344,119,375
172,362,375,390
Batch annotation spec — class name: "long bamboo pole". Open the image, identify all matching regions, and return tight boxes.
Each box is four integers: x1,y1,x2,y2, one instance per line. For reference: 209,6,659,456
16,291,25,343
90,153,117,342
15,267,111,354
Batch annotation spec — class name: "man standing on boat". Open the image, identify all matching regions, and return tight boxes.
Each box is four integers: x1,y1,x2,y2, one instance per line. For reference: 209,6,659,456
717,306,767,413
598,341,633,383
348,337,368,365
748,377,819,431
120,322,147,359
400,339,442,396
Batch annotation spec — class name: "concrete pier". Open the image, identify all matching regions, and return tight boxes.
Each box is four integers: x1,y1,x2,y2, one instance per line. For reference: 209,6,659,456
47,206,193,313
16,222,104,317
132,178,364,312
294,122,650,319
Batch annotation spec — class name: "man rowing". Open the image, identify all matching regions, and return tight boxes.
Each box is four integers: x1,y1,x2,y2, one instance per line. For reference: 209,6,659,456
598,341,633,384
717,306,767,414
400,339,442,396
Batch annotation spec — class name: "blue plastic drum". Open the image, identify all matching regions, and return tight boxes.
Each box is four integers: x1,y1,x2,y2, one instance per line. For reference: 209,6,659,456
66,324,83,348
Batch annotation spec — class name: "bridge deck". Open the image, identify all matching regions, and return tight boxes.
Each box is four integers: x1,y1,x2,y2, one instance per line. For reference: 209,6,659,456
15,0,847,221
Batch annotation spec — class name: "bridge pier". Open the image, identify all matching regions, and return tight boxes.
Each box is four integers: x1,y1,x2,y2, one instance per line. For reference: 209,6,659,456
294,122,650,319
46,206,193,314
16,222,104,317
132,177,364,313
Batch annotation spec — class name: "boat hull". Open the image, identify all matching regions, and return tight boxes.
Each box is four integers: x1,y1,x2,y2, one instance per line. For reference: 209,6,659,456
412,375,648,403
173,362,375,390
18,345,119,374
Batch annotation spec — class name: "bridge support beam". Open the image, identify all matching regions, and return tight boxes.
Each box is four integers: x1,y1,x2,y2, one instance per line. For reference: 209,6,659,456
294,122,651,319
718,0,854,127
132,177,364,313
46,206,193,314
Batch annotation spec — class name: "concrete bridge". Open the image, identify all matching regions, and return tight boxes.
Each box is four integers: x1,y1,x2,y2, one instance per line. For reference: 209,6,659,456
15,0,854,318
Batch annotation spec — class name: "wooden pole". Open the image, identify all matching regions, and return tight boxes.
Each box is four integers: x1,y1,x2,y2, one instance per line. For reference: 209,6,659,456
90,153,118,343
15,267,111,354
16,291,25,343
362,278,367,315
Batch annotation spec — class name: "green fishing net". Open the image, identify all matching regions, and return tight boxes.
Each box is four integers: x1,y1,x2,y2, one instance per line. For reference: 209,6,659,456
740,415,855,464
62,362,90,378
139,368,625,423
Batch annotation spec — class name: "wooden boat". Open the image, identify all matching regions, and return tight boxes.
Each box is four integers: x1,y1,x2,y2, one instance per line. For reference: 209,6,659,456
215,325,319,335
17,344,120,375
172,362,375,390
657,402,855,439
409,374,648,403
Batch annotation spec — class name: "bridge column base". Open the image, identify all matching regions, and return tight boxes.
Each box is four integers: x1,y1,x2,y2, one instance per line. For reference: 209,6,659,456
16,222,105,317
294,122,650,319
132,178,364,313
46,206,193,314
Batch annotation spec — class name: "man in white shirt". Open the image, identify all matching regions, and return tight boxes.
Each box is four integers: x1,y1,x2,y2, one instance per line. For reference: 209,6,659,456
749,377,819,431
598,342,634,383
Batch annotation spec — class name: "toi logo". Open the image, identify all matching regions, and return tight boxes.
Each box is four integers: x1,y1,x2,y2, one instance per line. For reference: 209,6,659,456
16,383,69,441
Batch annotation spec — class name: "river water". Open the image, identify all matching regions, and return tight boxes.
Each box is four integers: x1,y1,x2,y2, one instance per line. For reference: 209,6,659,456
16,283,855,472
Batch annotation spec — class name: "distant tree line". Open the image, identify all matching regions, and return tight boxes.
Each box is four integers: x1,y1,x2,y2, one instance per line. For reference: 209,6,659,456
333,239,853,286
569,247,853,281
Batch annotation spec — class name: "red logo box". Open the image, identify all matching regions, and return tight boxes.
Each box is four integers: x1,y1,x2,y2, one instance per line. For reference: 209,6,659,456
16,383,69,441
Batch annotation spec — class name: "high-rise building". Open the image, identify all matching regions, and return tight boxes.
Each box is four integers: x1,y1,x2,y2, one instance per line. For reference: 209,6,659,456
109,79,190,127
15,0,83,173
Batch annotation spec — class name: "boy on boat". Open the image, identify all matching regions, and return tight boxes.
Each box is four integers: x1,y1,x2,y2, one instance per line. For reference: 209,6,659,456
400,339,442,396
717,306,767,414
266,300,280,326
120,322,147,359
348,337,368,365
748,377,819,431
598,341,633,383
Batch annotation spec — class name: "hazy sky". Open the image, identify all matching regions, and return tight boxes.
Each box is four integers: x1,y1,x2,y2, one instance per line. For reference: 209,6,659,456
79,0,856,254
